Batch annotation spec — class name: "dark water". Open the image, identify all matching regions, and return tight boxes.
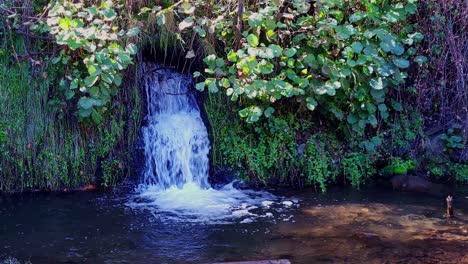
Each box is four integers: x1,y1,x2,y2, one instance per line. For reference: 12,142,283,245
1,185,467,264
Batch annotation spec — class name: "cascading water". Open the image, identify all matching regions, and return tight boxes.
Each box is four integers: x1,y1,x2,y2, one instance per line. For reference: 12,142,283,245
140,64,210,190
128,63,298,223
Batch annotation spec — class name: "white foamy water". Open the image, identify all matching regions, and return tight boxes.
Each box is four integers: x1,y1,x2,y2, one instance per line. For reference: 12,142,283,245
128,64,298,223
128,182,294,223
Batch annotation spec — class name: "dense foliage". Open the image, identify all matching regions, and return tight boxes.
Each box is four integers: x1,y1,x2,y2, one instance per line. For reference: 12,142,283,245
0,0,466,192
197,0,425,140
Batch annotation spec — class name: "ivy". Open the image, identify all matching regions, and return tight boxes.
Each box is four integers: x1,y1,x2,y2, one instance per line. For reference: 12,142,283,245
193,0,426,135
38,0,139,124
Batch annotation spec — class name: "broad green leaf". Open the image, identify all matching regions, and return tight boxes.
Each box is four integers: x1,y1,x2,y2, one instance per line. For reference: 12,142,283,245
370,77,384,90
264,107,275,118
347,114,358,124
227,50,237,62
65,89,75,100
66,37,82,50
127,27,140,37
58,18,71,30
247,34,259,47
126,43,138,55
284,48,297,58
113,75,122,86
208,81,218,93
195,82,205,91
91,108,103,123
102,8,117,21
101,72,113,84
351,42,363,53
78,96,94,110
350,12,366,22
179,17,194,31
393,58,409,68
414,56,427,65
306,97,318,111
84,75,99,87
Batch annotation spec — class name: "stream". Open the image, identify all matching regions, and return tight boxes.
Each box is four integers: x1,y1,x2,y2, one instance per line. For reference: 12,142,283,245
1,66,466,264
1,185,467,263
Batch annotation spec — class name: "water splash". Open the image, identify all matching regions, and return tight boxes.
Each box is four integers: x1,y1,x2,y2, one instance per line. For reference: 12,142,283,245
140,64,210,189
129,63,298,223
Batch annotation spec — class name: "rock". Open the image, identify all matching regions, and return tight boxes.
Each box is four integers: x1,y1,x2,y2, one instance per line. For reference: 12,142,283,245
390,175,446,196
210,168,236,189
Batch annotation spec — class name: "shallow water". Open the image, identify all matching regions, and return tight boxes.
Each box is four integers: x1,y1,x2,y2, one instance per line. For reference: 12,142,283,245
1,185,467,264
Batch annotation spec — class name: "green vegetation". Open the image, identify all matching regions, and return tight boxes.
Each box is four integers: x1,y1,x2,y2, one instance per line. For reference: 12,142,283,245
39,0,139,124
0,0,466,192
0,0,142,191
196,0,425,136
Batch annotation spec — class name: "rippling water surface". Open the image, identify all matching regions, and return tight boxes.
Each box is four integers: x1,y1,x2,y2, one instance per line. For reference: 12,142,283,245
1,185,466,263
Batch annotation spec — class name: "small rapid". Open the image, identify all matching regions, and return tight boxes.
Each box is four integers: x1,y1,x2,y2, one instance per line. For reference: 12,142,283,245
128,63,297,223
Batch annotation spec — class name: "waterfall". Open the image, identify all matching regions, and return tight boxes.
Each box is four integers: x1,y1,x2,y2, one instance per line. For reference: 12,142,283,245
140,63,210,190
129,63,297,223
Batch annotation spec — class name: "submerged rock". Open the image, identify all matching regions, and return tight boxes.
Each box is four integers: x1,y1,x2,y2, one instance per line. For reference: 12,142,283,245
390,175,445,195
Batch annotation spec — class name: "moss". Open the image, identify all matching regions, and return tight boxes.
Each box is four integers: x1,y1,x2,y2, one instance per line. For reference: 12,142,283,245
0,33,142,192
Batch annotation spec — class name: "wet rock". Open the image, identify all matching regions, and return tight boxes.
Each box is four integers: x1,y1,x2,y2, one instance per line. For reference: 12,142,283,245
210,168,236,189
232,180,256,190
390,175,445,195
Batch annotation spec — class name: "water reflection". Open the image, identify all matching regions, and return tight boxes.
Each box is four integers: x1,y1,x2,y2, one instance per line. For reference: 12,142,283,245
0,185,467,263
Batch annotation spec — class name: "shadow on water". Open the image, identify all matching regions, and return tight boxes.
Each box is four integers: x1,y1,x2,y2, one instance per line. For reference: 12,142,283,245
0,184,467,264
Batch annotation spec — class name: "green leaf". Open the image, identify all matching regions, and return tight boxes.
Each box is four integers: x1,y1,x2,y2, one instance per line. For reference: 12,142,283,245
264,107,275,118
408,32,424,42
51,57,61,64
58,18,71,30
215,58,225,67
405,3,417,14
247,34,259,47
363,45,378,57
126,43,138,55
268,44,283,57
392,101,403,111
66,37,82,50
393,58,409,68
351,42,363,53
392,44,405,55
102,8,117,21
284,48,297,58
414,56,427,65
127,27,140,37
101,72,113,84
78,97,94,110
350,12,366,22
91,108,103,123
306,97,318,111
65,89,75,100
195,82,205,91
370,77,384,90
84,75,99,87
78,108,92,118
347,114,358,124
378,104,388,112
179,17,194,31
227,50,237,62
70,79,79,90
87,64,101,77
113,75,122,86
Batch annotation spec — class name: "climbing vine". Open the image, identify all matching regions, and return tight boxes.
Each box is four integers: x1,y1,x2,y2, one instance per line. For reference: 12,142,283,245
193,0,426,136
36,0,139,123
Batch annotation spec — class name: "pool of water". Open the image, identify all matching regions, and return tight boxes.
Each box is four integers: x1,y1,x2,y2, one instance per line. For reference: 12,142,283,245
1,184,467,263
